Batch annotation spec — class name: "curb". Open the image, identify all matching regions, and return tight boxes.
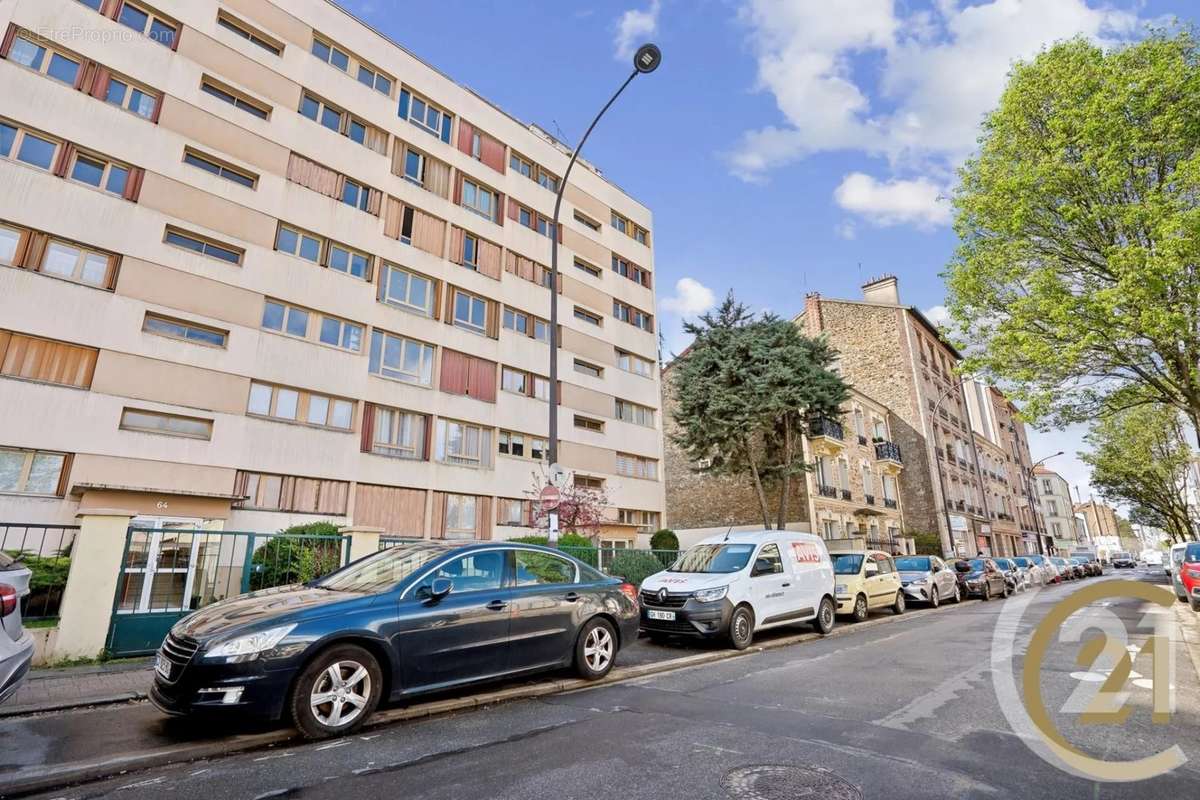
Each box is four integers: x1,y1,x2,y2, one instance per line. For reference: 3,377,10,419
0,691,147,719
0,597,979,797
1172,601,1200,684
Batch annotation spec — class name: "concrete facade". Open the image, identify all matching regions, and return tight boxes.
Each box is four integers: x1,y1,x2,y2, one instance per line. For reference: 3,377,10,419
1034,467,1081,553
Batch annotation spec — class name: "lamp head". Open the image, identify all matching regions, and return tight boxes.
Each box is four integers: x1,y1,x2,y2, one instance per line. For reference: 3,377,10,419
634,43,662,74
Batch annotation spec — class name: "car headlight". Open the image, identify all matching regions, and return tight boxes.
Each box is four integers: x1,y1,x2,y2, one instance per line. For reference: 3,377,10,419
203,624,296,662
692,586,728,603
835,583,848,595
909,578,927,586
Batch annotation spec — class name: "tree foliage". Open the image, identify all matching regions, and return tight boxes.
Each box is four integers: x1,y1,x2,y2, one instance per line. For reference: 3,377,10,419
945,32,1200,440
1080,404,1197,542
250,522,344,589
670,293,849,529
609,550,666,588
649,529,679,552
524,466,610,538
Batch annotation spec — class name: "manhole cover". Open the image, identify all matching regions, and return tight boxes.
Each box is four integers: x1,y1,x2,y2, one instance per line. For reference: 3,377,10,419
722,764,862,800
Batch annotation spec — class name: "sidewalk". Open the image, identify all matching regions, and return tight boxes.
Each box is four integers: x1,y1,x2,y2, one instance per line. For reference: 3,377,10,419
0,658,152,717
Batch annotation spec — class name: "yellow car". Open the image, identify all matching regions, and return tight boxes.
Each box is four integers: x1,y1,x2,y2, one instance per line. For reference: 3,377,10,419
830,549,906,621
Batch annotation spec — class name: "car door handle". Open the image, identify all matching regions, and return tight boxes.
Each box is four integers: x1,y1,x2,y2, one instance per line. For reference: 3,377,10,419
486,600,508,611
564,592,580,602
781,583,791,588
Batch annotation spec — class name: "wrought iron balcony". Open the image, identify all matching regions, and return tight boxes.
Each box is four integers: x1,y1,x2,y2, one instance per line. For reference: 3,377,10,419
857,434,868,446
808,417,844,441
840,489,852,501
864,494,875,505
818,484,839,498
884,498,898,509
875,441,902,463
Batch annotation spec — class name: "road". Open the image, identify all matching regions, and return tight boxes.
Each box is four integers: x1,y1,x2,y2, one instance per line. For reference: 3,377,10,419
12,569,1200,799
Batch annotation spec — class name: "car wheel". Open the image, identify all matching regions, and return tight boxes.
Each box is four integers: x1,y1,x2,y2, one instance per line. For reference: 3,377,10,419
981,583,991,601
929,586,940,608
892,591,906,615
576,617,618,679
728,604,755,650
812,596,835,635
1190,597,1200,613
1003,582,1012,598
290,644,382,740
853,594,869,622
953,584,962,604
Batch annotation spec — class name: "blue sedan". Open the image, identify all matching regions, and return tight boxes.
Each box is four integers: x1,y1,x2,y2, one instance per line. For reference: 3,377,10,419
151,541,639,738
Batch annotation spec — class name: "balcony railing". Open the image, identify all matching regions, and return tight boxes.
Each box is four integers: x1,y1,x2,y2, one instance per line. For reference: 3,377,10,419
884,498,898,509
840,489,852,501
857,434,868,446
864,494,875,506
875,441,902,463
818,484,839,498
809,417,844,441
955,500,966,511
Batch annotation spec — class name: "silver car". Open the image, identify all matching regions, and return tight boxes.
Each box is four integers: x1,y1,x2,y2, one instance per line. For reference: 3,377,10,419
0,551,34,705
1011,556,1045,586
896,555,961,607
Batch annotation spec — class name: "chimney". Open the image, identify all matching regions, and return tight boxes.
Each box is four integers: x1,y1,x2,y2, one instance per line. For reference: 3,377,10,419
862,274,899,305
803,292,822,334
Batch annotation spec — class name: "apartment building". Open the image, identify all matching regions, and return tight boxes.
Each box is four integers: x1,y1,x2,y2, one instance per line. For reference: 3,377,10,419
0,0,663,543
1034,467,1081,553
662,369,910,551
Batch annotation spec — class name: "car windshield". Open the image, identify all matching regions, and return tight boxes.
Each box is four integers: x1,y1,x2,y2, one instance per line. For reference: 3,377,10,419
895,557,931,572
669,543,755,574
1114,552,1131,560
832,554,865,575
1012,558,1031,568
1071,557,1086,564
315,542,451,593
1185,543,1200,563
965,559,987,572
995,559,1013,569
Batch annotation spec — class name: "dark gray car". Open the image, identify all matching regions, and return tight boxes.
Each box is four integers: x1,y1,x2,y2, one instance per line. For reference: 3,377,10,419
895,555,961,607
0,551,34,705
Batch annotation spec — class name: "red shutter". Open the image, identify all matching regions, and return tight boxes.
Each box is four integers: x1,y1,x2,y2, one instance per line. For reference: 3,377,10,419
52,143,76,178
171,24,182,52
467,356,497,403
480,133,506,173
507,197,519,221
74,60,95,92
456,119,474,157
90,66,111,99
439,350,470,395
0,23,18,59
556,221,563,243
449,227,464,265
452,173,462,206
101,0,122,19
123,167,145,202
150,93,164,124
360,402,375,453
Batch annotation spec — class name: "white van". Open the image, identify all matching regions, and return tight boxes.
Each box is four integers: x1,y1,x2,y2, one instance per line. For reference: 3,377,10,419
1169,542,1189,597
639,531,836,650
1143,550,1163,568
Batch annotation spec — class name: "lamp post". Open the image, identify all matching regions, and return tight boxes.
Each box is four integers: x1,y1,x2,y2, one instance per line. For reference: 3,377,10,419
544,44,661,547
1025,451,1063,555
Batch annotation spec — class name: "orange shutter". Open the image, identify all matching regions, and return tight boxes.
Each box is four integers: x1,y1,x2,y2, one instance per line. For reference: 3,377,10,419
477,239,502,279
90,66,111,99
0,333,98,388
74,60,97,92
0,23,17,58
477,496,493,540
439,349,470,395
123,167,145,202
54,452,74,497
383,197,403,239
449,227,464,265
485,300,500,339
101,0,122,19
480,133,505,174
52,143,76,178
360,402,375,453
467,356,497,403
367,188,382,216
431,492,448,538
21,232,48,270
456,119,474,157
410,209,445,256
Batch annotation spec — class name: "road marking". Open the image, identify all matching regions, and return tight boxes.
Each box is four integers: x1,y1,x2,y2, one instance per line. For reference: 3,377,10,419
692,743,743,755
253,752,294,762
315,740,351,751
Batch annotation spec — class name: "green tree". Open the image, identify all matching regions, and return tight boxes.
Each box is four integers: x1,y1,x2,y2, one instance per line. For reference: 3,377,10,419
250,522,344,589
945,32,1200,441
609,551,665,588
649,529,678,552
670,293,848,529
1079,404,1197,543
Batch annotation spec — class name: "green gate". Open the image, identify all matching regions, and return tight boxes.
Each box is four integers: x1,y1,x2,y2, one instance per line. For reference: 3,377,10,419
106,527,350,657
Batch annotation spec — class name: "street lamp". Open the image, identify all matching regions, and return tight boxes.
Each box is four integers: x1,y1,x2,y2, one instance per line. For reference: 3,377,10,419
544,44,661,546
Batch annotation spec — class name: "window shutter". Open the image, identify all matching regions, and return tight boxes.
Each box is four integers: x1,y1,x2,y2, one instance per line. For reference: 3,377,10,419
89,66,111,99
383,196,403,239
507,197,519,221
398,88,410,120
10,229,32,269
171,25,182,53
122,167,145,202
74,60,96,92
0,23,17,59
480,133,506,174
367,188,382,216
54,453,74,497
431,278,443,321
100,0,122,19
452,173,462,206
360,402,375,453
443,284,455,326
21,232,48,270
104,253,121,289
390,144,405,178
439,349,469,395
431,492,447,538
423,414,433,461
477,496,493,540
52,143,76,178
440,115,452,144
485,299,500,340
522,500,533,527
449,227,464,265
150,93,163,124
456,119,474,157
467,356,497,403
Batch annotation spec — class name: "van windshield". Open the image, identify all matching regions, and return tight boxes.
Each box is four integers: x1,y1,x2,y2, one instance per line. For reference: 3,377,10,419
668,543,755,574
832,554,864,575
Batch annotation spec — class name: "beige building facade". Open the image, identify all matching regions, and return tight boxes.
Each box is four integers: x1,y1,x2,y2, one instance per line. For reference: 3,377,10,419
1034,467,1081,553
0,0,663,543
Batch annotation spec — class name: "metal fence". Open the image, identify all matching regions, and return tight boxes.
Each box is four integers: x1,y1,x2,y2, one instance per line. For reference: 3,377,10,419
0,523,78,621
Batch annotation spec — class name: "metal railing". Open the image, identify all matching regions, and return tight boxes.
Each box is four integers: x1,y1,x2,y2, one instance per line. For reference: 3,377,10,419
884,498,898,509
808,417,844,441
1,523,78,621
874,441,902,463
818,484,839,498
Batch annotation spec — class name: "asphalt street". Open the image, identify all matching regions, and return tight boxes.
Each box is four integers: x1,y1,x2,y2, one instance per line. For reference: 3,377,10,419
11,569,1200,800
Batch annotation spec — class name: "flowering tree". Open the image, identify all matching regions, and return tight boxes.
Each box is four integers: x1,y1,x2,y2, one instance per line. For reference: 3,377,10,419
525,466,610,539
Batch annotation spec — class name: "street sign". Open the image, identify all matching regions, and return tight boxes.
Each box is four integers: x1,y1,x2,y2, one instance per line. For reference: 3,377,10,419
540,484,561,511
548,463,567,489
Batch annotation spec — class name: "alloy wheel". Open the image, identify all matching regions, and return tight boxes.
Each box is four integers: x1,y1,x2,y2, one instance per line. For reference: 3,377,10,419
310,660,371,728
929,587,939,608
584,624,614,672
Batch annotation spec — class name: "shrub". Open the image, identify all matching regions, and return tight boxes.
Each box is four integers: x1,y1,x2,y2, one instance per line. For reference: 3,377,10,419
250,522,344,589
508,533,597,567
609,551,665,588
910,531,943,556
4,551,70,618
649,529,679,552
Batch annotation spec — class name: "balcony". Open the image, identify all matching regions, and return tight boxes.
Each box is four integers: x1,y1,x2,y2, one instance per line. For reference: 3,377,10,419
840,489,852,501
955,500,966,511
884,498,898,509
857,434,868,446
874,441,902,464
818,484,839,499
807,417,846,456
864,494,875,506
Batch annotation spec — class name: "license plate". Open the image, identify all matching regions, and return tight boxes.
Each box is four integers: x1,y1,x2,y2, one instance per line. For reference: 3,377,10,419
156,654,171,680
647,609,675,621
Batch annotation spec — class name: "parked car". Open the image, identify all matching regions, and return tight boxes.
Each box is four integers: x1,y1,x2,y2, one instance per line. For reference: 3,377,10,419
1170,542,1189,598
152,541,639,738
1051,557,1081,580
1179,543,1200,611
1070,556,1099,577
895,555,961,607
992,558,1029,592
640,531,836,650
954,558,1009,600
1011,556,1046,586
0,551,34,706
1111,551,1137,569
1143,550,1164,569
830,548,906,621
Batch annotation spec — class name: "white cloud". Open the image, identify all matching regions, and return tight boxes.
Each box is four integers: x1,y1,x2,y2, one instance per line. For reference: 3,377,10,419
661,277,716,316
730,0,1142,190
614,0,660,61
834,220,857,240
833,172,951,228
923,304,950,327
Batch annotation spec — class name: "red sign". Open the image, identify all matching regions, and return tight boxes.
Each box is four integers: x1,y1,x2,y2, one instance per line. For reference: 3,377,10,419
539,485,561,511
791,541,822,564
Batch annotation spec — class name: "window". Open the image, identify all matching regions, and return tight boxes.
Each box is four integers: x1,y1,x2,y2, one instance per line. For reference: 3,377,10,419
275,225,370,280
400,89,452,142
619,509,660,530
498,431,547,461
217,12,282,55
235,471,349,514
0,448,67,496
533,319,549,343
143,313,227,347
754,544,784,575
461,233,479,268
372,407,426,460
300,93,357,139
573,211,601,232
575,475,604,490
117,1,177,48
341,178,372,212
615,400,654,427
318,316,363,351
574,415,604,433
261,299,309,338
120,408,212,439
461,178,497,221
0,225,19,265
41,239,115,286
442,499,481,541
200,78,269,120
68,151,131,196
6,126,58,171
616,453,658,480
574,359,603,379
104,76,159,119
453,290,487,334
537,168,560,193
501,367,528,396
503,308,529,336
497,498,526,527
574,258,602,278
402,148,426,185
379,264,433,316
616,349,653,378
310,37,349,71
514,550,575,585
368,330,434,385
612,210,648,244
164,228,243,264
510,153,533,178
574,307,602,326
183,149,257,188
9,35,80,86
611,211,627,235
357,64,393,96
327,242,370,279
275,224,321,263
613,300,653,332
435,419,494,468
247,382,352,430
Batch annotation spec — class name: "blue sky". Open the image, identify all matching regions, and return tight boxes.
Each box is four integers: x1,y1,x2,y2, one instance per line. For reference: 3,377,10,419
339,0,1189,503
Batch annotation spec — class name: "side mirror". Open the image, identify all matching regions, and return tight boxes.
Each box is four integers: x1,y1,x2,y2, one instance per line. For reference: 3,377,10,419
419,578,453,603
932,564,941,573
